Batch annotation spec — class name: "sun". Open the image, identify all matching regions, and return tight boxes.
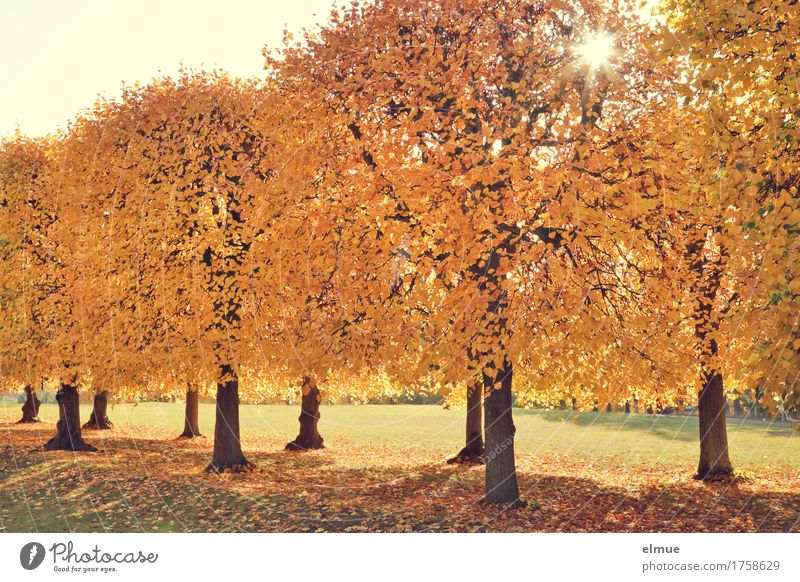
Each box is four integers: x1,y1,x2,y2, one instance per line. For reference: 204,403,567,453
576,32,615,71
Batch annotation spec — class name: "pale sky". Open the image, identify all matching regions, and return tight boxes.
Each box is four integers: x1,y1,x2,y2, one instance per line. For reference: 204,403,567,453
0,0,340,137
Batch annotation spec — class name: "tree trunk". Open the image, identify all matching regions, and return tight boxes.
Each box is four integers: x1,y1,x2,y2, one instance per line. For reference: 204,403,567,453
696,370,733,480
687,228,733,480
18,385,41,423
625,400,631,414
483,358,524,507
733,397,743,416
207,365,251,472
286,376,324,450
83,391,113,430
448,381,484,464
42,384,97,452
178,387,202,438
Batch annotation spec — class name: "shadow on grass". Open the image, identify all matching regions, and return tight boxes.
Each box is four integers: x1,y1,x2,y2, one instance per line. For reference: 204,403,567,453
519,409,700,442
1,423,797,533
525,410,798,443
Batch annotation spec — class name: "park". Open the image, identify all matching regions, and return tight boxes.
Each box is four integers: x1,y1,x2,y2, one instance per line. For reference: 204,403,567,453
1,0,798,534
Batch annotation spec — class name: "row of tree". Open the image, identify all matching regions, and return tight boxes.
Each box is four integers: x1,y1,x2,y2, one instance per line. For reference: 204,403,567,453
1,0,798,505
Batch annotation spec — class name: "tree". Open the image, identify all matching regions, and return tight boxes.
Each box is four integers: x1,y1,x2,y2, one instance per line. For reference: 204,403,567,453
114,74,275,471
83,391,113,430
658,0,800,477
179,383,203,439
285,376,324,450
18,384,41,423
0,137,52,425
447,381,484,464
271,0,661,505
0,134,97,451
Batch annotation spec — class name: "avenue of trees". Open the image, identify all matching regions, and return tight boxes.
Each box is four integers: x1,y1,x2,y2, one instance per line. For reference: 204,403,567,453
1,0,798,505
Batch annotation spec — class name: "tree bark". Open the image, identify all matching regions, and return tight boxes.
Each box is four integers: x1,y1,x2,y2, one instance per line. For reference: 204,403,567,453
483,359,524,507
625,400,631,414
286,376,324,451
18,385,41,423
696,370,733,480
207,365,251,472
42,384,97,452
448,381,484,464
178,386,202,438
83,391,113,430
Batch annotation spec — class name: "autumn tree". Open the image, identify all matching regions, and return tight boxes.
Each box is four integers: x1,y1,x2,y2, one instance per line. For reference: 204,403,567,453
106,74,281,471
0,133,99,451
655,0,800,477
17,384,42,423
270,0,666,505
0,137,52,425
178,382,203,438
83,391,113,430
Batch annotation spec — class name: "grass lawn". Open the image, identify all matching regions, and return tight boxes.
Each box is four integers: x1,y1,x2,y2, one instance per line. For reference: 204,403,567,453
1,402,798,532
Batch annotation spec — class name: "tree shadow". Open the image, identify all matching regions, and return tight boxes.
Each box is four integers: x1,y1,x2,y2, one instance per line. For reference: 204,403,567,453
524,409,700,442
527,409,798,444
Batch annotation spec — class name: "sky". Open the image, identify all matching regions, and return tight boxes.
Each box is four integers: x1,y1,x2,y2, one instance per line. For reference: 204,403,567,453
0,0,340,137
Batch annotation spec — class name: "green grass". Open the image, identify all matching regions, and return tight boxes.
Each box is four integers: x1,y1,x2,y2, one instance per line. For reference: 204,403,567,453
2,401,797,469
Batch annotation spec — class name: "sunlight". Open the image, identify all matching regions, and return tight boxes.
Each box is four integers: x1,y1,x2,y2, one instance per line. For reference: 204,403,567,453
576,31,615,71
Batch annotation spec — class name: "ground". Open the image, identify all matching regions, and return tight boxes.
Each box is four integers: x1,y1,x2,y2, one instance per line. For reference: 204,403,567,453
0,402,798,532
